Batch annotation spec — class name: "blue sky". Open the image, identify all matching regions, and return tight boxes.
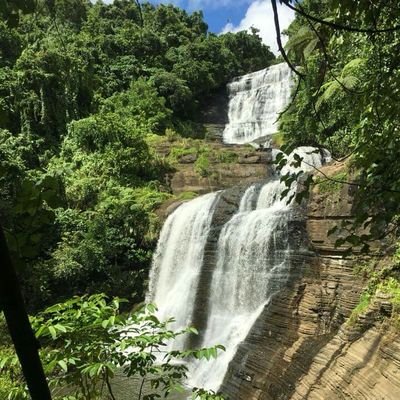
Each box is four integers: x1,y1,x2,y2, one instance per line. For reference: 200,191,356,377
96,1,295,53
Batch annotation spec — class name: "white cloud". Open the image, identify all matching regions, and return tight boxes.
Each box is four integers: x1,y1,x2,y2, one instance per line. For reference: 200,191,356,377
221,0,295,54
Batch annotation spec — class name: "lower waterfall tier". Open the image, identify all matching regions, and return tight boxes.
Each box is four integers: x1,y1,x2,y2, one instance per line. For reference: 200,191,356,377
219,161,400,400
147,147,335,395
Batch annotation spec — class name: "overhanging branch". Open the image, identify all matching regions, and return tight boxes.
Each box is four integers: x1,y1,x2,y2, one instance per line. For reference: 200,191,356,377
282,0,400,34
271,0,305,79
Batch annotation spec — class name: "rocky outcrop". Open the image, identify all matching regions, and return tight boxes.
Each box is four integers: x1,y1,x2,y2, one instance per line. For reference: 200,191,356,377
199,89,229,126
155,156,400,399
154,141,273,196
168,160,268,195
218,162,400,400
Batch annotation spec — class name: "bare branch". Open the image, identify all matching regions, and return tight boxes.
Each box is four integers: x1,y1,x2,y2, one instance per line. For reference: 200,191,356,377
271,0,305,78
105,372,117,400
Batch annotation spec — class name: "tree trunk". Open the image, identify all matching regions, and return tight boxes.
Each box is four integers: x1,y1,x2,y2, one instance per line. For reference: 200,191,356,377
0,226,52,400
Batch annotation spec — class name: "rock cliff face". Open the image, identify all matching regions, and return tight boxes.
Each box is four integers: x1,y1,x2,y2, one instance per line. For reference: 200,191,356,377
199,88,229,141
218,162,400,400
154,141,273,196
157,155,400,399
168,156,267,196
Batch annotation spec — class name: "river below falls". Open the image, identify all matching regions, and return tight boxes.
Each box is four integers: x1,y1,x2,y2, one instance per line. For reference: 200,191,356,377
108,372,191,400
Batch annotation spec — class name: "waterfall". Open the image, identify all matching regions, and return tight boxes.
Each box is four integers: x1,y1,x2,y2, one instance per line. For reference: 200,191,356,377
146,56,331,394
187,186,291,390
146,144,330,394
185,147,330,390
238,183,262,212
147,192,220,340
223,63,293,145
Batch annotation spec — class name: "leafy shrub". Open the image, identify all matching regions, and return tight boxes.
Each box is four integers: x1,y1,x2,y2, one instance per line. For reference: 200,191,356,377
347,291,372,325
177,191,198,201
217,150,238,163
315,172,348,194
0,295,226,400
194,153,210,177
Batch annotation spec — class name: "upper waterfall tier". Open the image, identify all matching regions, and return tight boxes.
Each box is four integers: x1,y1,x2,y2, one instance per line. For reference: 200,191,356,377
223,63,293,145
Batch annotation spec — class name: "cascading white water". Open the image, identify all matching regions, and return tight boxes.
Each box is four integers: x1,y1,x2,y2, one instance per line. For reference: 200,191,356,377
187,187,291,390
238,183,261,212
147,192,220,342
146,146,330,393
223,63,293,145
186,147,331,391
241,146,331,211
146,57,331,394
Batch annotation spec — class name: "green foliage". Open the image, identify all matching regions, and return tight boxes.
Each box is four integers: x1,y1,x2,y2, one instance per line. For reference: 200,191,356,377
191,388,225,400
216,150,238,164
378,278,400,310
279,0,400,248
271,132,285,148
315,58,365,111
172,119,206,139
0,314,17,400
0,0,273,309
194,153,211,178
0,375,14,400
177,191,199,201
169,144,198,163
100,79,173,134
315,171,348,194
348,245,400,326
166,138,238,180
0,295,226,400
0,1,269,398
347,291,372,325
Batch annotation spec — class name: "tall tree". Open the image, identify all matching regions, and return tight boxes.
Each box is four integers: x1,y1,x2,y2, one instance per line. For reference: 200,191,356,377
0,225,51,400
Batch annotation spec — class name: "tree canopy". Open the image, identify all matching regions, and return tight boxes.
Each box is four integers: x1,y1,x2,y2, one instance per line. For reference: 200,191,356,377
279,0,400,251
0,0,274,309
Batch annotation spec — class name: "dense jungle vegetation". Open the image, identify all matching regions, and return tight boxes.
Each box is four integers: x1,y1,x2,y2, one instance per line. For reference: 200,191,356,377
0,1,274,397
281,0,400,248
0,0,274,311
2,0,400,399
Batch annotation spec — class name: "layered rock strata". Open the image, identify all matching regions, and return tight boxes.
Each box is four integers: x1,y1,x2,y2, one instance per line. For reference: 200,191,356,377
219,162,400,400
153,140,273,196
168,147,271,196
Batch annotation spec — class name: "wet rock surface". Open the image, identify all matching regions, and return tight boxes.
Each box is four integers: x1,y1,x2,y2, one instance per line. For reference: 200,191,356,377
155,158,400,399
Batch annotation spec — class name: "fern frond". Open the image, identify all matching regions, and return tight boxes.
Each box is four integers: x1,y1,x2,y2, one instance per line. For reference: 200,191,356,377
315,80,341,109
285,26,315,56
303,37,319,58
341,58,365,76
341,75,359,90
